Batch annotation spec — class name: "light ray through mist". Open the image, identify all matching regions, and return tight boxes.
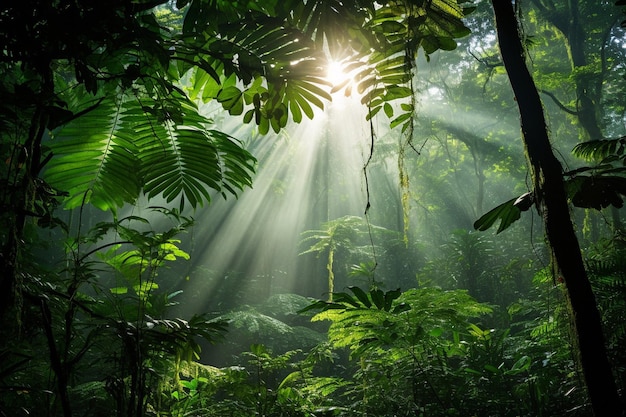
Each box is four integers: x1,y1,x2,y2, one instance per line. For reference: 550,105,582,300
177,94,373,311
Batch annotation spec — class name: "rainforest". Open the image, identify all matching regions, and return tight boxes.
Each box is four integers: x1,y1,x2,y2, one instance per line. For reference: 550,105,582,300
1,1,626,416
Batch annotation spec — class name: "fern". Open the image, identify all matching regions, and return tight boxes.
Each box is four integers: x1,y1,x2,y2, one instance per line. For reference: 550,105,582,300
299,216,389,298
46,97,140,210
223,310,293,335
45,91,255,211
586,257,626,352
306,287,491,357
182,0,472,133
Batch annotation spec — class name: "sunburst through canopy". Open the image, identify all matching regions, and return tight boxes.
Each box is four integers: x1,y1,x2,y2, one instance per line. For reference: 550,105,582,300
325,60,353,89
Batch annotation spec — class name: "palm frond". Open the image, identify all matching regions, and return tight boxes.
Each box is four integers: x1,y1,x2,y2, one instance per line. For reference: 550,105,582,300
181,0,471,133
290,0,376,54
572,136,626,163
181,16,331,132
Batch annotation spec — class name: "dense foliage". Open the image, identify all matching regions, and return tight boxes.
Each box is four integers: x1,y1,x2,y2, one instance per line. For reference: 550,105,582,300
1,0,626,416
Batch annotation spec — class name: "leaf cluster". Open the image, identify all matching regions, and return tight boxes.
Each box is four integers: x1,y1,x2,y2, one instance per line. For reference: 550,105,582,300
302,286,491,357
475,135,626,233
45,90,255,211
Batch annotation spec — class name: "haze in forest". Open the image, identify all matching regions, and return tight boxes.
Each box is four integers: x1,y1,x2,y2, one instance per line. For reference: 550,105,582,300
2,1,626,416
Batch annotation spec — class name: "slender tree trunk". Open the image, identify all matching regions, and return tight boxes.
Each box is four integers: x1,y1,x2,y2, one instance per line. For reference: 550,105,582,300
0,63,52,319
41,300,73,417
565,0,604,140
491,1,622,415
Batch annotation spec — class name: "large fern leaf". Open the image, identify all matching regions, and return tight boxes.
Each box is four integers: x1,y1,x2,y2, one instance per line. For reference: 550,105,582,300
45,91,255,211
122,93,256,209
45,97,141,210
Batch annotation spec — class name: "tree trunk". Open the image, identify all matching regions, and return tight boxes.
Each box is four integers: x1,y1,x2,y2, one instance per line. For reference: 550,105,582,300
0,62,52,320
491,1,622,415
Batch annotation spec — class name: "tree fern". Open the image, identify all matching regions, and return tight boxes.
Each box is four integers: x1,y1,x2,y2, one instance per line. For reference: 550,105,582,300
300,216,388,298
222,310,293,335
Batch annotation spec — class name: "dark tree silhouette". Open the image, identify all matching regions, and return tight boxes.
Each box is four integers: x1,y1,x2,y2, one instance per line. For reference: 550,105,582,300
491,1,622,415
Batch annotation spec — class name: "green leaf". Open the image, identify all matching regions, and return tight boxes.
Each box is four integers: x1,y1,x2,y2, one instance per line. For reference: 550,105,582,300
348,286,372,308
392,302,410,314
464,367,482,375
473,197,523,234
572,136,626,161
390,112,412,129
370,288,384,309
567,175,626,210
289,99,303,123
217,86,244,115
383,288,401,312
507,355,531,375
365,105,382,121
45,97,141,210
383,102,394,118
385,86,413,100
332,292,361,308
484,364,500,374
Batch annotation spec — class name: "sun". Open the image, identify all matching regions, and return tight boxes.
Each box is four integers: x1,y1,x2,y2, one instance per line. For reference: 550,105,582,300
326,60,351,88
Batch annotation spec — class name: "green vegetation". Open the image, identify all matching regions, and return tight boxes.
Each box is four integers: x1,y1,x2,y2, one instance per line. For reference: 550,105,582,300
2,1,626,416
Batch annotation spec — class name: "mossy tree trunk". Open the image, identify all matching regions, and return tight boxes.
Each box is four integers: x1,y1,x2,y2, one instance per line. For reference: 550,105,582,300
491,1,622,415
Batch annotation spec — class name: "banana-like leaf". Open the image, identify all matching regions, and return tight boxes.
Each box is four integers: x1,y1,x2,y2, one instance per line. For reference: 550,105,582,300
290,0,376,54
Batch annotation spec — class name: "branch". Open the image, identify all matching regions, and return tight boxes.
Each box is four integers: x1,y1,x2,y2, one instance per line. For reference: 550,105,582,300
539,89,579,115
468,49,503,69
